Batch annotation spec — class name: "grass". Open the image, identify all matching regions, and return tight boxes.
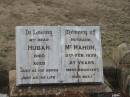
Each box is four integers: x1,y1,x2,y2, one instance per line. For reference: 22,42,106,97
0,0,129,69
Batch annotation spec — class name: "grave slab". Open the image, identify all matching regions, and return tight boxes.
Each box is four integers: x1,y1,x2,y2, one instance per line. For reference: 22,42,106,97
9,70,112,97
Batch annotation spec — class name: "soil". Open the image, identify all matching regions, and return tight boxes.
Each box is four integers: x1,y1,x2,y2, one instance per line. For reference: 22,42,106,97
0,0,130,94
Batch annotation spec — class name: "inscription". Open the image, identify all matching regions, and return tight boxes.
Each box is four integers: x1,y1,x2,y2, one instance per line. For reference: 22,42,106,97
16,26,103,85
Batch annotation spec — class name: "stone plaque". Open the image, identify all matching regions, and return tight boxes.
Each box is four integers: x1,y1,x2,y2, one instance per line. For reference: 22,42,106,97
16,26,103,86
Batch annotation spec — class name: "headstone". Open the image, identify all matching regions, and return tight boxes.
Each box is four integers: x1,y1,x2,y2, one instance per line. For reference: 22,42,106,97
16,26,104,85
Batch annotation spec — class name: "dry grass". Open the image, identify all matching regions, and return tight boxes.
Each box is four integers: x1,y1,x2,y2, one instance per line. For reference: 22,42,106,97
0,0,129,71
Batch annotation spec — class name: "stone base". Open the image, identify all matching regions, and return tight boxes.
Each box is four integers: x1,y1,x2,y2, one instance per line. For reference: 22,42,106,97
9,70,112,97
0,94,8,97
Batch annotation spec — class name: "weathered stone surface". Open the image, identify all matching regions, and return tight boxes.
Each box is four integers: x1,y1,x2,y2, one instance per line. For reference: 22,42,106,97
16,26,104,85
9,70,112,97
0,94,8,97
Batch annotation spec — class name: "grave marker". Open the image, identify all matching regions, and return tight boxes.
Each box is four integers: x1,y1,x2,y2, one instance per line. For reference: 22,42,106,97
16,26,103,86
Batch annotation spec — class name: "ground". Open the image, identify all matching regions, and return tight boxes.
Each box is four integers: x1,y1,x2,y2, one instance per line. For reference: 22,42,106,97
0,0,130,71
